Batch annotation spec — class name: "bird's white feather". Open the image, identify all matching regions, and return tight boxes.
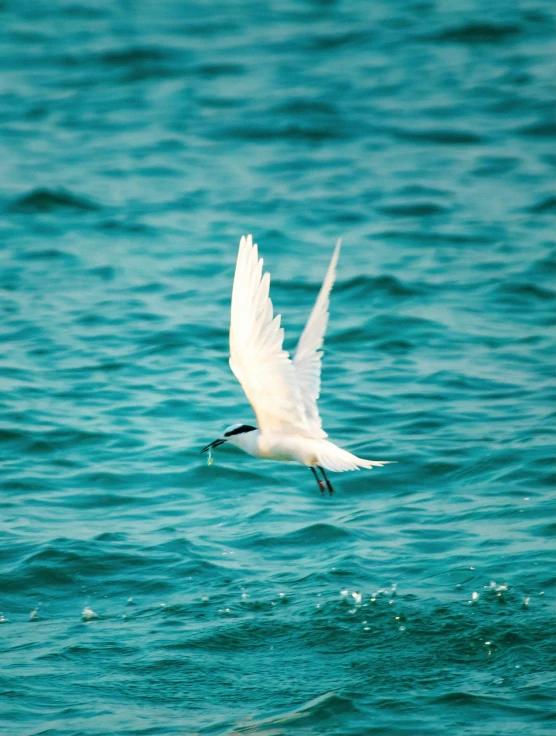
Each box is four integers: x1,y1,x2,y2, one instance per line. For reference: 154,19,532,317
293,239,341,439
229,235,312,436
315,441,392,472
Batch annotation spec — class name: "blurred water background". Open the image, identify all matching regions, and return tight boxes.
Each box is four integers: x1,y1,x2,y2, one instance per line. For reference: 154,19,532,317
1,0,555,734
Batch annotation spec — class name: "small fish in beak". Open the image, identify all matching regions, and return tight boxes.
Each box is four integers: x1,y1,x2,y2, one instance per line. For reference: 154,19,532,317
201,438,226,465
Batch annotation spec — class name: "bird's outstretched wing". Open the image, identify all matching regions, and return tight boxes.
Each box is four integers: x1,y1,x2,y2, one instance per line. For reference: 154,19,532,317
229,235,312,436
293,239,341,439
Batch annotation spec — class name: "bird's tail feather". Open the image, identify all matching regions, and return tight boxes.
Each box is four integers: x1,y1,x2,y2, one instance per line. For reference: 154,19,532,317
316,442,394,472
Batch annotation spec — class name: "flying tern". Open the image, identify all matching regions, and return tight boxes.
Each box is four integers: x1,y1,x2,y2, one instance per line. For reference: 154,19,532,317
202,235,392,495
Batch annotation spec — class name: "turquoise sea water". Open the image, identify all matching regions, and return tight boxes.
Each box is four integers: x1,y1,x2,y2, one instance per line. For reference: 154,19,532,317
1,1,555,734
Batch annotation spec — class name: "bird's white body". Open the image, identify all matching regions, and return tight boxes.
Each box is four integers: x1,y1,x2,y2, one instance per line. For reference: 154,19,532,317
202,235,391,488
225,429,388,472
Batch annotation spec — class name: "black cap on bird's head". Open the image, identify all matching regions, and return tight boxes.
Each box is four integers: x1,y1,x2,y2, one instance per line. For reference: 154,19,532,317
201,424,257,453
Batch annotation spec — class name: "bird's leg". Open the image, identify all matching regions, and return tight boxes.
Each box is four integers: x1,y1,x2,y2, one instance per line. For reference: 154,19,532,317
310,466,326,495
318,466,334,496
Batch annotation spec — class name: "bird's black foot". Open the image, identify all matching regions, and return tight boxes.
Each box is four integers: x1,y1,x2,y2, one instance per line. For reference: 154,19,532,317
318,466,334,496
310,466,326,496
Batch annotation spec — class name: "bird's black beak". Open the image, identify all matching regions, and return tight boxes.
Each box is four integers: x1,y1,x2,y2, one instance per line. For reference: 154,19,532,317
201,438,226,454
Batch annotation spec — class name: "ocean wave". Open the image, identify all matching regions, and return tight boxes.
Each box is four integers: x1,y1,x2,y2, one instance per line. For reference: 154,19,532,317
7,188,101,214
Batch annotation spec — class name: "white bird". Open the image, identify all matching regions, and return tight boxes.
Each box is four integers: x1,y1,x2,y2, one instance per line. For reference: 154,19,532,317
201,234,392,495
